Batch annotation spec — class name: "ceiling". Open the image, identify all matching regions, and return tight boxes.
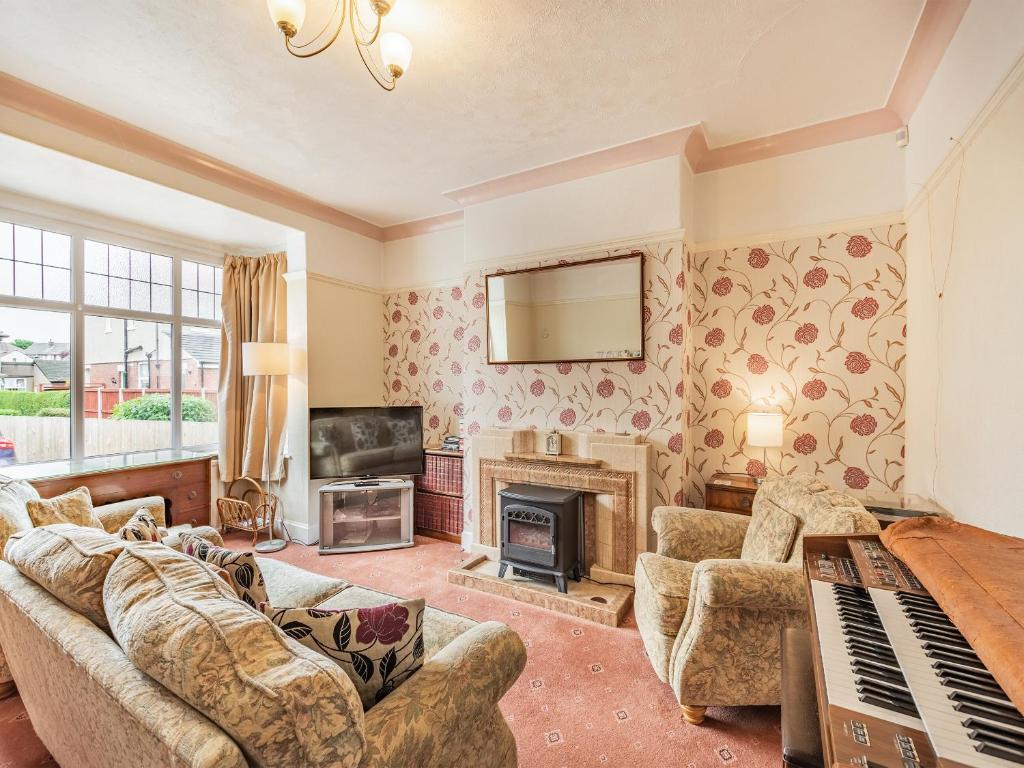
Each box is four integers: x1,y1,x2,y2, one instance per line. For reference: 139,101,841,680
0,0,925,226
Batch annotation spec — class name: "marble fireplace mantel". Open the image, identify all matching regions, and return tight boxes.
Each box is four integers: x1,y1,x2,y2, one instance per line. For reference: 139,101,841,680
468,428,652,584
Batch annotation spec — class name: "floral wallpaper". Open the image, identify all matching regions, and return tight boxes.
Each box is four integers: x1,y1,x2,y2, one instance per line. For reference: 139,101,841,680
383,282,471,448
686,225,907,505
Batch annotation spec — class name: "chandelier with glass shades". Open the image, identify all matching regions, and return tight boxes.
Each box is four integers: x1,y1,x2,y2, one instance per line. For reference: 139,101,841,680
266,0,412,91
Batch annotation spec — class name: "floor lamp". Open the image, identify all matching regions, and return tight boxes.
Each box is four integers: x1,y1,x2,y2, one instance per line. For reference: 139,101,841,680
242,341,289,553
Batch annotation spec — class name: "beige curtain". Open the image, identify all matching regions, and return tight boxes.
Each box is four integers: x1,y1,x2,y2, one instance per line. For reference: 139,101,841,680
219,253,288,483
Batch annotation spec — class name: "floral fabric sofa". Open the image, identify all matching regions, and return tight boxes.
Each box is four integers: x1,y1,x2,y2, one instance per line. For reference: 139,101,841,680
0,513,526,767
0,478,215,699
634,473,879,724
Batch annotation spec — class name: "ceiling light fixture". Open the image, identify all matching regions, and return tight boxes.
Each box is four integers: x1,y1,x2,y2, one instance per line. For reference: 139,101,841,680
267,0,412,91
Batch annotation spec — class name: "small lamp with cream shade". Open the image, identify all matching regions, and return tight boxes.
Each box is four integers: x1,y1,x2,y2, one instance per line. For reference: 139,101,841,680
746,412,784,482
242,342,290,552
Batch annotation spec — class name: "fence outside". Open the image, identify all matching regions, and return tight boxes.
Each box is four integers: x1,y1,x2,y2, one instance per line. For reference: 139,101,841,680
0,416,218,464
84,388,217,418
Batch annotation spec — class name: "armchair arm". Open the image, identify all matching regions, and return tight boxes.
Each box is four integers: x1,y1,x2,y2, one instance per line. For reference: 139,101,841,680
359,621,526,768
653,506,749,561
95,496,166,532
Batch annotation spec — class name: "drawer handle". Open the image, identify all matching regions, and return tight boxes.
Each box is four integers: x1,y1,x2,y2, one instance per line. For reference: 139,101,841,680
742,495,752,508
172,470,183,480
187,490,198,500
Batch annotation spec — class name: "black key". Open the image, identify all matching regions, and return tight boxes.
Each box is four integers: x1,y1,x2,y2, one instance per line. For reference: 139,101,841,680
934,660,999,684
857,681,916,707
847,626,889,644
860,693,918,718
939,670,1012,700
951,693,1024,728
848,641,898,663
854,665,906,686
853,658,904,678
964,718,1024,750
975,743,1024,765
925,645,985,669
916,629,973,650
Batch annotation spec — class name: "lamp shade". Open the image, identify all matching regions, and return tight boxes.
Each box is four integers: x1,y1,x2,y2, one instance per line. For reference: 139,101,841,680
747,412,783,448
267,0,306,32
380,32,412,76
242,342,290,377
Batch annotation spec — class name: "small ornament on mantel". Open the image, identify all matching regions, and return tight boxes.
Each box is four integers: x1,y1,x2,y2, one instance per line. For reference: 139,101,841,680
544,430,562,456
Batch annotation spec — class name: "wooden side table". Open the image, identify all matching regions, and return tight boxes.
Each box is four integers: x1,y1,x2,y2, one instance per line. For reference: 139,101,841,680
704,473,758,516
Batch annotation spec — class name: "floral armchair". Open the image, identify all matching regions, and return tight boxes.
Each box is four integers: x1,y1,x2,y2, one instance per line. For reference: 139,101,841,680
634,474,879,724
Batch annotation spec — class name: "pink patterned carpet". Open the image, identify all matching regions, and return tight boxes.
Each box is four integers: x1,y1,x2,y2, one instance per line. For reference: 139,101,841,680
0,534,781,767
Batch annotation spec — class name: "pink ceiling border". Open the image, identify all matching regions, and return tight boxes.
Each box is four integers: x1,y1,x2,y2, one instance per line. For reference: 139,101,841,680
381,211,464,241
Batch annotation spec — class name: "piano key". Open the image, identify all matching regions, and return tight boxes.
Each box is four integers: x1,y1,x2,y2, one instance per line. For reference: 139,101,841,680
975,743,1024,765
941,673,1013,701
859,693,920,718
853,659,907,683
965,719,1024,750
950,693,1024,728
934,661,1001,685
924,645,986,669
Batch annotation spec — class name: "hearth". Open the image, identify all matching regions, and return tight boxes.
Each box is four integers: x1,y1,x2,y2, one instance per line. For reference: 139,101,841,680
498,483,581,593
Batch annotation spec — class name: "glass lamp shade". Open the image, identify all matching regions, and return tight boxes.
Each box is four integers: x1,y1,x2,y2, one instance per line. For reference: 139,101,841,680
747,412,784,448
380,32,412,76
267,0,306,34
242,342,290,377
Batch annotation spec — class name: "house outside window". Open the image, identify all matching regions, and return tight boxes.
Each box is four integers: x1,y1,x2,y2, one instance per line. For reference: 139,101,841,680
0,212,223,464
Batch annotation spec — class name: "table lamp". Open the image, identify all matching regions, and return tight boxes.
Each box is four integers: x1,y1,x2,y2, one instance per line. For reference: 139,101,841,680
747,412,783,483
242,341,289,552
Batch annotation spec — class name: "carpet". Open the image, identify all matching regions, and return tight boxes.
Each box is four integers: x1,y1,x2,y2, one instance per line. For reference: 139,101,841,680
0,534,782,767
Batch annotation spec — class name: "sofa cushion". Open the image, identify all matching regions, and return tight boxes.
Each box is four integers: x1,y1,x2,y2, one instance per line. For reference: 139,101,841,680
103,543,366,768
162,525,224,551
0,479,39,557
117,509,162,542
741,503,800,562
257,556,348,608
4,524,124,628
318,585,477,660
95,495,166,532
180,535,268,610
261,599,425,710
26,487,103,530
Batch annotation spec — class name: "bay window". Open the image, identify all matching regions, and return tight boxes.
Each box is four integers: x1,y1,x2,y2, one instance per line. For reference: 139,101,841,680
0,209,222,465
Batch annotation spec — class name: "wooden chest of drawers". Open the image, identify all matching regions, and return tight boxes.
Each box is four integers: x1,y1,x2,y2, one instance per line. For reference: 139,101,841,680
704,473,758,516
31,456,213,528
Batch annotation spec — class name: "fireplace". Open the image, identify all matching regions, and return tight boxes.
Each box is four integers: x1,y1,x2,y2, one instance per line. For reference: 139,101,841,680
498,484,582,593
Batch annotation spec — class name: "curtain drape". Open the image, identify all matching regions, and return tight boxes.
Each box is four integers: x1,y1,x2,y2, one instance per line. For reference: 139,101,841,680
219,253,288,483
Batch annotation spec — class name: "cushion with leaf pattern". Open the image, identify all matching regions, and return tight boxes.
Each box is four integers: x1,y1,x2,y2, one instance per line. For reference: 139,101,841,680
349,418,380,451
180,534,268,610
260,598,425,710
117,508,162,542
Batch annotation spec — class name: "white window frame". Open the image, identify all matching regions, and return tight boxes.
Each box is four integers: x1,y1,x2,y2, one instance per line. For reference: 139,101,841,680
0,205,222,461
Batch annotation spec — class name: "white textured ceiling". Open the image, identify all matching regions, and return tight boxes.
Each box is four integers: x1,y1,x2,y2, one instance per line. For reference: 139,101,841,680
0,0,924,225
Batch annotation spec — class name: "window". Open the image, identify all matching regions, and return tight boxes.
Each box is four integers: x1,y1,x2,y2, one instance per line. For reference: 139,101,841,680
182,259,223,321
0,213,222,465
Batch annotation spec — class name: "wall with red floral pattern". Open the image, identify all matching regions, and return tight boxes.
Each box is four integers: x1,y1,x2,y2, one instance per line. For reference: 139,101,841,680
686,225,907,504
383,281,472,447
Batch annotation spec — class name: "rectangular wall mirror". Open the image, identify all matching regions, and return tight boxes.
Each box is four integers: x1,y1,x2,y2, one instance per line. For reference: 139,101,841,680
485,252,644,364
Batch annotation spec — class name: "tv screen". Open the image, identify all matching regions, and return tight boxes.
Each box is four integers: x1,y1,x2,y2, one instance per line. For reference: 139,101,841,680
309,406,424,480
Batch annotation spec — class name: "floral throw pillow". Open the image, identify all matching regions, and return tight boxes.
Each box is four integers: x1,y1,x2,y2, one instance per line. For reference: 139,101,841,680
349,418,380,451
261,599,425,710
117,508,162,542
181,534,268,610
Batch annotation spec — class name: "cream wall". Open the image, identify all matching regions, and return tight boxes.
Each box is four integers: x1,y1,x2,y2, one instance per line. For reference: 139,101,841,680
693,133,905,245
904,56,1024,537
381,225,464,290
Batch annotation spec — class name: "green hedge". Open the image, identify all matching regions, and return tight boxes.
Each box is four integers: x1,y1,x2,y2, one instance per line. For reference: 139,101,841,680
0,390,71,416
111,394,216,423
37,407,71,418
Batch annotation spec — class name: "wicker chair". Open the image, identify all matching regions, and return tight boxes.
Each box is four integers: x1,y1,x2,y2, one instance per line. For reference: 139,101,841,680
216,476,278,547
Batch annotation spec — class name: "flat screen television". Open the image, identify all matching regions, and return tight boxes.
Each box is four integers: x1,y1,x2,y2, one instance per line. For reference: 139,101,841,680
309,406,424,480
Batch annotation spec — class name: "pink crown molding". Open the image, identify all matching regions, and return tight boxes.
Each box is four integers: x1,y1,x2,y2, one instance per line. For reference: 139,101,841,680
0,72,385,242
443,127,692,207
381,210,464,242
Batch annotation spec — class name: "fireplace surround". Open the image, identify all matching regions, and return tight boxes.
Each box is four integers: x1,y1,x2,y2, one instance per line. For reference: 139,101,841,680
498,484,582,593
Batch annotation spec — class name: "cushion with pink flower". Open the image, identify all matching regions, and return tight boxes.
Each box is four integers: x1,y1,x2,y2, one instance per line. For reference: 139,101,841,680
260,598,425,710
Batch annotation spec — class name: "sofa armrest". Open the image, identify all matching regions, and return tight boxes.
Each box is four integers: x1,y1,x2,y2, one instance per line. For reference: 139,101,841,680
691,559,805,610
359,621,526,767
96,496,166,532
653,506,749,562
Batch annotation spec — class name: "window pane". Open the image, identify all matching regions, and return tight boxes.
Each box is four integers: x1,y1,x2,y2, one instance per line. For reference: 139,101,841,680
182,289,198,317
109,277,130,309
0,261,12,296
181,326,219,448
84,315,171,456
43,267,71,302
130,250,150,281
151,254,171,285
151,283,171,314
182,260,197,290
84,273,108,305
14,262,42,298
197,264,214,292
0,306,71,464
109,246,130,278
214,266,223,294
198,291,214,319
13,226,41,263
0,223,11,261
42,232,71,268
84,240,108,274
130,280,150,311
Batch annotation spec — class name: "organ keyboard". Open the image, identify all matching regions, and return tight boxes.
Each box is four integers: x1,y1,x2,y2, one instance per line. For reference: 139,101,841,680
804,534,1024,768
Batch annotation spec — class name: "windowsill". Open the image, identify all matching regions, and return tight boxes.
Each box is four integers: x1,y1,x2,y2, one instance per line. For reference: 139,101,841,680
1,447,217,482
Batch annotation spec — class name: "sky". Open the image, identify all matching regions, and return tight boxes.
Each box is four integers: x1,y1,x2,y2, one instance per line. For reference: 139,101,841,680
0,307,70,344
